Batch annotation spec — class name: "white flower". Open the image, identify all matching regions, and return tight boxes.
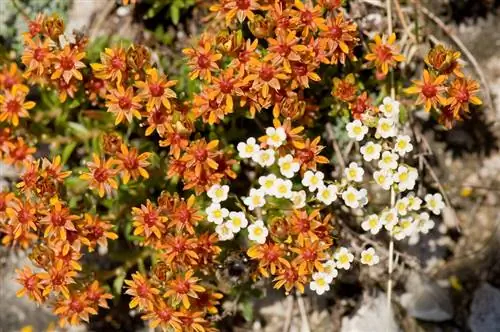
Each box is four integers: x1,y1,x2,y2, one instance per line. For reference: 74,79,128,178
243,188,266,211
393,165,418,191
425,193,445,215
373,169,394,190
216,222,235,241
376,118,396,138
381,208,399,231
342,186,362,209
266,126,287,148
395,197,409,216
346,120,368,141
291,190,307,209
334,247,354,270
278,154,300,178
361,214,383,235
272,178,293,199
379,96,400,120
407,193,422,211
392,226,407,241
248,219,268,244
206,203,229,224
415,212,435,234
360,142,382,162
316,184,338,205
207,184,229,203
398,217,416,237
360,248,380,266
344,162,364,182
302,170,324,192
358,188,368,207
394,135,413,156
227,211,248,232
378,151,399,170
253,149,276,167
321,260,338,280
258,174,277,195
237,137,260,159
309,272,331,295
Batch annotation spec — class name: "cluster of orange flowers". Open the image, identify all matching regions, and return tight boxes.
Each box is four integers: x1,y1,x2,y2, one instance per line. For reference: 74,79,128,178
405,44,482,128
184,0,359,124
126,192,223,331
1,155,114,326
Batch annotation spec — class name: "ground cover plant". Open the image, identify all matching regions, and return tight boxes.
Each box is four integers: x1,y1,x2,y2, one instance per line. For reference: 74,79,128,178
0,0,486,331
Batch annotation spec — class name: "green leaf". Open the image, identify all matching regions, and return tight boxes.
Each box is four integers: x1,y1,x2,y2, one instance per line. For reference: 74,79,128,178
61,142,77,164
241,301,254,322
113,270,126,296
170,4,180,25
68,122,90,138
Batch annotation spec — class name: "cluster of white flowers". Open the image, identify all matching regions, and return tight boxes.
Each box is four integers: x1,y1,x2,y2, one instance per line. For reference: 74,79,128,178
205,184,249,241
309,246,380,295
346,97,445,242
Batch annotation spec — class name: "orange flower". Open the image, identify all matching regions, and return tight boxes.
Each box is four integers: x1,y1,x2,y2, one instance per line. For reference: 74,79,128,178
159,123,191,158
115,144,151,184
39,198,80,241
164,270,206,309
230,38,259,74
80,154,118,197
144,105,170,136
21,37,53,78
0,191,15,219
273,264,308,294
194,232,221,267
210,0,260,24
181,139,220,178
291,238,329,274
132,200,167,241
244,58,289,98
179,309,211,332
211,68,244,114
247,242,289,277
183,35,222,82
160,234,199,268
404,69,448,113
51,45,86,83
38,260,78,299
447,77,482,115
53,293,97,327
320,12,359,64
135,68,177,111
365,33,405,78
91,46,128,83
295,137,328,172
191,289,223,315
290,60,321,89
41,155,72,183
125,272,160,310
105,84,142,125
349,91,372,119
16,266,45,303
5,198,38,241
55,77,79,103
292,0,326,37
193,88,228,125
265,30,306,72
4,137,36,167
0,84,34,126
85,280,113,309
17,160,40,195
141,299,182,331
425,44,463,77
81,214,118,251
0,63,24,90
332,74,357,103
167,195,203,234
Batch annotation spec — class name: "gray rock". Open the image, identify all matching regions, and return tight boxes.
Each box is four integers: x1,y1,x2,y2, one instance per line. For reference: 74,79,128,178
400,273,453,322
469,283,500,332
341,293,399,332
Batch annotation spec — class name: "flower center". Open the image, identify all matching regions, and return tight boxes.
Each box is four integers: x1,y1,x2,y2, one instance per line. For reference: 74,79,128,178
149,83,165,97
259,65,275,82
93,167,110,183
421,83,437,98
236,0,251,10
60,56,75,70
197,54,211,69
6,100,21,114
118,96,132,110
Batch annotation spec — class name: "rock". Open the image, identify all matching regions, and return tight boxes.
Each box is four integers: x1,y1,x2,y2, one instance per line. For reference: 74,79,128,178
400,273,453,322
468,283,500,332
341,293,398,332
